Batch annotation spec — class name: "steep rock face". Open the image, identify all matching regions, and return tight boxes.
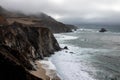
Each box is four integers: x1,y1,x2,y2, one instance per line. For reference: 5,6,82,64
0,22,61,80
0,44,42,80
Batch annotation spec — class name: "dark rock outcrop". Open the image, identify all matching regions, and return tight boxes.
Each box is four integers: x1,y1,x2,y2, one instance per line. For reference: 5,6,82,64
0,21,61,80
64,46,68,49
0,44,42,80
99,28,107,32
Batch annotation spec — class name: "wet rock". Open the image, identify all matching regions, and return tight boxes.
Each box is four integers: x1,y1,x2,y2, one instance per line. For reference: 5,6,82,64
99,28,107,32
64,46,68,49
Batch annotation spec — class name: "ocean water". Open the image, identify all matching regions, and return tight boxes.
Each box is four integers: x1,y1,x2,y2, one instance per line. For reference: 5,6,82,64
50,27,120,80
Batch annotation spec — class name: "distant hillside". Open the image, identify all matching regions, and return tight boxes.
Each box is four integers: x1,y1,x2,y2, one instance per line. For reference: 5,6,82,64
0,6,26,17
0,6,78,33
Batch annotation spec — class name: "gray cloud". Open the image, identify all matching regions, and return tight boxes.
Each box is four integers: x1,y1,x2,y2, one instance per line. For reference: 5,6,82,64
0,0,120,24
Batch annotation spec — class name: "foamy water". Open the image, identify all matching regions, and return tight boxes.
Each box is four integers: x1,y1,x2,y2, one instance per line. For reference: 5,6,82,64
39,59,59,79
52,34,97,80
54,34,78,40
51,44,97,80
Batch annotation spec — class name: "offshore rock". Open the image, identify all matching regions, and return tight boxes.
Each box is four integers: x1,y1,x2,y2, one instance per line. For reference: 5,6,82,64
99,28,107,32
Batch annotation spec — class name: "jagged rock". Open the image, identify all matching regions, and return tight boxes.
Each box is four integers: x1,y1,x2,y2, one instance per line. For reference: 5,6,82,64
64,46,68,49
0,44,42,80
0,21,61,80
99,28,107,32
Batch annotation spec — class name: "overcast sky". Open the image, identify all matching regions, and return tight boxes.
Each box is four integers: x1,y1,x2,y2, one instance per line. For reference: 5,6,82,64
0,0,120,24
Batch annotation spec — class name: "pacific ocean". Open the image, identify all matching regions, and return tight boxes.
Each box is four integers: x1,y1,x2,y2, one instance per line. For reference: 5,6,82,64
51,25,120,80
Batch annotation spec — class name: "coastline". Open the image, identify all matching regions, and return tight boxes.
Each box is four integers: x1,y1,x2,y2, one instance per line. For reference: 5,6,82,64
30,60,61,80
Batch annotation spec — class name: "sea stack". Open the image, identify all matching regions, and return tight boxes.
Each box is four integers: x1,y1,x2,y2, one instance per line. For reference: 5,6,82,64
99,28,107,32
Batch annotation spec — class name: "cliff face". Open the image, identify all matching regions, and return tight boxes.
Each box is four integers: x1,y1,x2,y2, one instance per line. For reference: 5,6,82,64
0,45,42,80
0,22,61,80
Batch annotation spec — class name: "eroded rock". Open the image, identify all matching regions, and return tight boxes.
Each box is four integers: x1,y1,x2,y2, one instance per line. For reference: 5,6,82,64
0,21,61,80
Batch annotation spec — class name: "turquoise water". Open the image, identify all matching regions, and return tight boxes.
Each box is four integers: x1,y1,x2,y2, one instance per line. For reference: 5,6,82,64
51,28,120,80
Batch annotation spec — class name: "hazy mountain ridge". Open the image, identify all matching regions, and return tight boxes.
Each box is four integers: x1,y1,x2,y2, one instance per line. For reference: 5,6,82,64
0,6,77,33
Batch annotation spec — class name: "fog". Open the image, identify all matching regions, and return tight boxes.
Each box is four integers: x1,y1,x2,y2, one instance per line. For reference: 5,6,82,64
1,0,120,24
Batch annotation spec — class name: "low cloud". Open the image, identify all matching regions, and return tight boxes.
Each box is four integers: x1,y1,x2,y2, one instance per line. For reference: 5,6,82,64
1,0,120,24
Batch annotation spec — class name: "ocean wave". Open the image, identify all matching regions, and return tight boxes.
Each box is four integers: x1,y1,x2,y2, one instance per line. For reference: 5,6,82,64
39,59,62,79
51,44,98,80
76,28,98,33
53,29,120,80
54,34,78,40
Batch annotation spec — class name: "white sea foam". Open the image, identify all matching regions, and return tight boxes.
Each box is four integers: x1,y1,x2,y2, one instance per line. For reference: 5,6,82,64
54,34,78,40
52,28,120,80
39,59,59,79
39,60,56,70
52,32,112,80
51,44,97,80
77,28,98,33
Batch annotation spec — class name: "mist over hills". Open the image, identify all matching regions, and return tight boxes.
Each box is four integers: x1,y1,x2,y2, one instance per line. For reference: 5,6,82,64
0,6,77,33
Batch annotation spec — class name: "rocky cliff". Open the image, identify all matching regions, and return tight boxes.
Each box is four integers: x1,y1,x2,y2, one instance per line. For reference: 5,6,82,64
0,21,61,80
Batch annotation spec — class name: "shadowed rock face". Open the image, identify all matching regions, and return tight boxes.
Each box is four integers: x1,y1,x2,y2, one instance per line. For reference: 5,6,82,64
0,22,61,80
0,45,42,80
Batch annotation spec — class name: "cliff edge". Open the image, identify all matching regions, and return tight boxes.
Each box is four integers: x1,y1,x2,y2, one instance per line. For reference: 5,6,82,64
0,16,61,80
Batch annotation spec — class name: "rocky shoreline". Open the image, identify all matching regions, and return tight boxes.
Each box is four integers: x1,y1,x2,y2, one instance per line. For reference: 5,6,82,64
0,19,61,80
0,6,78,80
30,61,61,80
